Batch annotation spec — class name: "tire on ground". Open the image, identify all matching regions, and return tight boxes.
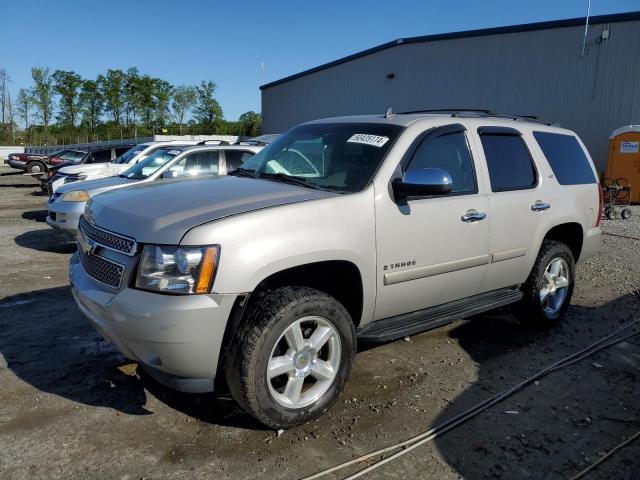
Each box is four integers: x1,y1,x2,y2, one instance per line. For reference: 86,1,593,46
514,239,576,326
225,286,356,428
26,161,46,174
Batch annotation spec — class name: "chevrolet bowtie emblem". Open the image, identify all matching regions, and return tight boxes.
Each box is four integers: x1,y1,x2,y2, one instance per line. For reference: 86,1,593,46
78,230,97,255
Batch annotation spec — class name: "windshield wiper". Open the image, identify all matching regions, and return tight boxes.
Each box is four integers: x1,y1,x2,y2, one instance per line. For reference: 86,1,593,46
228,167,257,178
257,172,328,191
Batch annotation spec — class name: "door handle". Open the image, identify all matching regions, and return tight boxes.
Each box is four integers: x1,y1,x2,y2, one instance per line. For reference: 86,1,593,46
531,200,551,212
461,209,487,222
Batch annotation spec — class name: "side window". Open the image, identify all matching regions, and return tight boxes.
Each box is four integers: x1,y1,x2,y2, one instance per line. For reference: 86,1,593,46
169,151,220,176
406,131,476,195
532,132,596,185
225,150,255,170
89,149,113,163
115,146,132,157
479,133,537,191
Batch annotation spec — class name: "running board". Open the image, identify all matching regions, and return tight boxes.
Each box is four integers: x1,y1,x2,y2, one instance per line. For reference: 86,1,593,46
358,288,523,343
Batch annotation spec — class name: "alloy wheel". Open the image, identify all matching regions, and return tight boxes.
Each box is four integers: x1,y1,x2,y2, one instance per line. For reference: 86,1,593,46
267,316,341,409
540,257,570,315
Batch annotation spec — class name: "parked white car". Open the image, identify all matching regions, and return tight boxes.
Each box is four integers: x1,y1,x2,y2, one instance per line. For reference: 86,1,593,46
47,141,202,194
47,143,264,236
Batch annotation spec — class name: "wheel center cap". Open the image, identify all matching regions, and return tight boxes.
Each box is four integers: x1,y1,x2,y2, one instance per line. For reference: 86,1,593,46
293,349,315,376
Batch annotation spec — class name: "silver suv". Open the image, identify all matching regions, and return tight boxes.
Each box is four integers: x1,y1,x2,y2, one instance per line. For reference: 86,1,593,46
70,112,602,427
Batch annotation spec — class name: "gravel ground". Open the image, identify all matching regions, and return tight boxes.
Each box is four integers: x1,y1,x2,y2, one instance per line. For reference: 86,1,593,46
0,166,638,479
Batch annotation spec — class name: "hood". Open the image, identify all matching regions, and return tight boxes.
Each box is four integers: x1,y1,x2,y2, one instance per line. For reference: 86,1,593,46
59,163,113,175
56,175,136,195
87,176,335,244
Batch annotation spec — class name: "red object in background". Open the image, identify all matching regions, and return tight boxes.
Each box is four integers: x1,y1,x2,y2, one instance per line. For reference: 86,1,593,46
596,184,604,228
48,157,64,165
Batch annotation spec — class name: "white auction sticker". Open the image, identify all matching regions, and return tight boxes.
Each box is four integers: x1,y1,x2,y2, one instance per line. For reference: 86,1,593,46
620,141,639,154
167,149,182,155
347,134,390,147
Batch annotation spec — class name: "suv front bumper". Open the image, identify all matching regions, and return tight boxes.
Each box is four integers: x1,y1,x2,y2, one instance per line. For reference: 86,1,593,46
69,252,237,393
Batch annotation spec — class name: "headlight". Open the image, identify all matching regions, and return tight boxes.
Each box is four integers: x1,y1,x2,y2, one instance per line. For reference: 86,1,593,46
61,190,90,202
135,245,219,294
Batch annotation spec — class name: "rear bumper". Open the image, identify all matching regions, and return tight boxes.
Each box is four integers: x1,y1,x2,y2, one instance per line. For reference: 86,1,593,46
580,227,602,262
69,252,237,392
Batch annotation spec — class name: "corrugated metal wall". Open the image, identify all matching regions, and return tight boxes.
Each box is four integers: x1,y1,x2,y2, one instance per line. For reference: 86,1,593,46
262,19,640,171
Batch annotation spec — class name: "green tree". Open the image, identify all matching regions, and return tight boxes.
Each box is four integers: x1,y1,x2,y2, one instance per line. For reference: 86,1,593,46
124,67,140,132
135,74,156,130
153,78,173,129
194,81,223,126
238,111,262,137
0,68,9,124
98,69,126,129
52,70,83,126
170,85,197,134
17,88,33,131
31,67,55,132
79,79,102,135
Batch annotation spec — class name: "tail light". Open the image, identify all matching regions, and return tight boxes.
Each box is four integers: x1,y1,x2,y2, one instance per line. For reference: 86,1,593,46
595,184,604,227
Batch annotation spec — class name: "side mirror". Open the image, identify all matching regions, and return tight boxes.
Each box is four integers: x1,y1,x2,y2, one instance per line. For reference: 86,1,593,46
161,170,179,179
392,167,453,201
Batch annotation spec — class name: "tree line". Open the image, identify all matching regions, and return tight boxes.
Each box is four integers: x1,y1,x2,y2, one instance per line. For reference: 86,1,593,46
0,67,262,146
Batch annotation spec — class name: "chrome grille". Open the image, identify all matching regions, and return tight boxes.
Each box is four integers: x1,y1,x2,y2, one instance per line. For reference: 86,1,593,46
79,216,136,255
79,250,124,288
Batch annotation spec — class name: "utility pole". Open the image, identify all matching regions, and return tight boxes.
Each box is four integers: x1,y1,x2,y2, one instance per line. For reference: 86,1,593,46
581,0,592,57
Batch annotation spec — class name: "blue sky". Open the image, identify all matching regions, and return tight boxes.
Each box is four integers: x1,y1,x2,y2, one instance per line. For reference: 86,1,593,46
1,0,638,120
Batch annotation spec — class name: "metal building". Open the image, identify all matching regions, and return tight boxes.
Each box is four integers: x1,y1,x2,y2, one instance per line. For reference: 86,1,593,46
260,12,640,171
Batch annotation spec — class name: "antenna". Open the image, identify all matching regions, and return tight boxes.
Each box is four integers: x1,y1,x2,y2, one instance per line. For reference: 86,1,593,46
581,0,592,57
384,107,394,118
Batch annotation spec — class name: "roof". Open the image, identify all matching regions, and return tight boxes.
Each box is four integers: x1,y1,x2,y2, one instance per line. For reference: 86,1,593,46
610,125,640,138
304,111,564,129
260,11,640,90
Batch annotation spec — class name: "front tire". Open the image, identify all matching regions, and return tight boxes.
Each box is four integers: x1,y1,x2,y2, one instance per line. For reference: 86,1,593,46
225,286,356,428
515,240,575,326
26,161,46,174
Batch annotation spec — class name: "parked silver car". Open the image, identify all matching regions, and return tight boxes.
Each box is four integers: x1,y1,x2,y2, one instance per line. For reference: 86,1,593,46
70,112,602,427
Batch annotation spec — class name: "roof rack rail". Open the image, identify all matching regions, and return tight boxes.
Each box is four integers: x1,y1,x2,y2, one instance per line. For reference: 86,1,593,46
195,140,230,146
396,109,559,126
399,108,494,116
235,140,270,146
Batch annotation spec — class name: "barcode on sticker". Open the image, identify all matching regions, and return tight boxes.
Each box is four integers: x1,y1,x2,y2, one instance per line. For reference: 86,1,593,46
347,134,390,147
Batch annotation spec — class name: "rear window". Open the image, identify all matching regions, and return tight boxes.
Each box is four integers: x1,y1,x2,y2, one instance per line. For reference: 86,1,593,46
479,134,537,191
533,132,596,185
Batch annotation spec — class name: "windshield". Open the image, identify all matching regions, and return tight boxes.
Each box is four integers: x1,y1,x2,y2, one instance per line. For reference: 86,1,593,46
113,145,146,164
240,123,402,193
120,147,182,179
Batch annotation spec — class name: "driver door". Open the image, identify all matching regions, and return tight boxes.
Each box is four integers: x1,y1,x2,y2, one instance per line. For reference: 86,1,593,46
373,124,491,320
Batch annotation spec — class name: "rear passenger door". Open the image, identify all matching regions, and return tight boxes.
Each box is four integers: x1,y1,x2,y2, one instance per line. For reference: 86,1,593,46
473,127,551,292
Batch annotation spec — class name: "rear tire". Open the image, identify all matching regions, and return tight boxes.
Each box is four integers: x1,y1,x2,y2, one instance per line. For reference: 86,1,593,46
621,208,632,220
514,240,575,327
225,286,356,428
26,161,46,174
